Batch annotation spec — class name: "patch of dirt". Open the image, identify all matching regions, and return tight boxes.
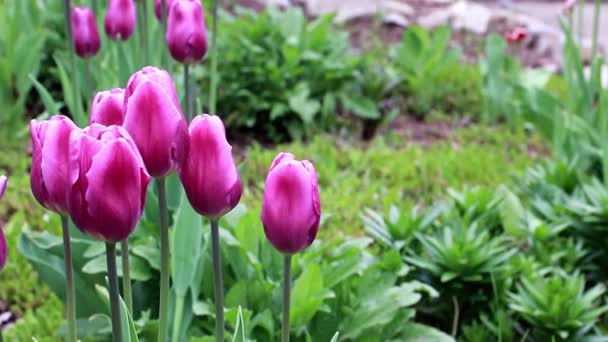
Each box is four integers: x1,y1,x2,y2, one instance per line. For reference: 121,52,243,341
387,115,472,145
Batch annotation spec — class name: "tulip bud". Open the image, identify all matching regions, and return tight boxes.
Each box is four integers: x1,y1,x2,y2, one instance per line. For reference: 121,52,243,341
90,88,125,126
154,0,175,21
166,0,208,63
124,66,182,116
68,124,150,242
179,115,242,218
123,71,189,177
30,115,79,214
71,7,101,58
0,175,7,271
104,0,136,41
261,153,321,254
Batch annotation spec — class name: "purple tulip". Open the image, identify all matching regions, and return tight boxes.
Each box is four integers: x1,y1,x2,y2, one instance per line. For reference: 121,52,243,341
104,0,136,41
154,0,175,21
166,0,208,63
68,124,150,242
261,153,321,254
71,7,101,58
90,88,125,126
124,66,182,116
0,175,7,271
123,68,189,177
179,115,242,218
30,116,79,214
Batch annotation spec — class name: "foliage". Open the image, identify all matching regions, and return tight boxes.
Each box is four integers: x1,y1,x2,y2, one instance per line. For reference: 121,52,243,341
509,272,608,340
199,7,373,142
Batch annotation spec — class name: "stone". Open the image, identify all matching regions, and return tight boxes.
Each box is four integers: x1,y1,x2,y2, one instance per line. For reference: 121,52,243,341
383,13,410,28
417,1,491,34
383,0,415,16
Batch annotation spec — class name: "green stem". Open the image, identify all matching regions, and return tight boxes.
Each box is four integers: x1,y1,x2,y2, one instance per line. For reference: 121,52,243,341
61,215,77,342
591,0,601,62
210,219,224,342
64,0,83,126
121,239,133,314
161,0,168,67
209,0,219,115
157,177,170,342
184,64,193,121
282,255,292,342
84,59,94,105
143,0,149,65
106,242,122,342
171,295,185,342
451,296,460,337
92,0,98,15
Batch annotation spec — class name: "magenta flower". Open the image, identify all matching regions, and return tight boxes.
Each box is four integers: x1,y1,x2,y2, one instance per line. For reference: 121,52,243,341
90,88,125,126
71,7,101,58
0,175,7,271
68,124,150,242
261,153,321,254
30,115,79,214
104,0,136,41
124,66,182,116
123,68,189,177
179,115,242,218
166,0,208,63
154,0,175,21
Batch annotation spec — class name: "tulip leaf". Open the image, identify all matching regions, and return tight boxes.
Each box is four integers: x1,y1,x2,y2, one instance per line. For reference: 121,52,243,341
171,191,203,297
131,245,161,271
28,74,59,117
95,285,140,342
82,253,153,281
291,263,333,332
330,332,340,342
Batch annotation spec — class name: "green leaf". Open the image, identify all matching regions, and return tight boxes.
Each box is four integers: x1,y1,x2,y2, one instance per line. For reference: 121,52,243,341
340,94,380,119
288,83,320,123
171,192,204,296
94,285,139,342
82,253,153,281
401,323,454,341
291,263,333,331
28,74,59,116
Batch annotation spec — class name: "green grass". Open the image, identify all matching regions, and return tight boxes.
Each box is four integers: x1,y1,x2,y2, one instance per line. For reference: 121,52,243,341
240,125,543,237
0,124,543,337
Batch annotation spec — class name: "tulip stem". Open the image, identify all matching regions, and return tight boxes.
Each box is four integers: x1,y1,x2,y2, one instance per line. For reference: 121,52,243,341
282,254,292,342
84,59,94,104
138,0,149,66
121,239,133,314
105,242,123,342
161,0,169,67
210,219,224,342
171,295,185,342
184,64,193,121
92,0,98,16
157,177,170,342
61,215,77,342
209,0,219,115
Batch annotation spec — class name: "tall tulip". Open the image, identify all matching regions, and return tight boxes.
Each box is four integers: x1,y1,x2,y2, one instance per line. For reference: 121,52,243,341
104,0,136,41
0,175,8,272
178,114,242,342
71,7,101,59
261,152,321,342
166,0,208,63
90,88,125,126
68,124,150,342
154,0,175,21
180,115,242,218
30,115,79,342
67,124,150,242
122,66,188,342
166,0,208,120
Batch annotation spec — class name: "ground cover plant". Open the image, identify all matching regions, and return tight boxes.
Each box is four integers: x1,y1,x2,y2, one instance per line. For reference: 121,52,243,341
1,0,608,341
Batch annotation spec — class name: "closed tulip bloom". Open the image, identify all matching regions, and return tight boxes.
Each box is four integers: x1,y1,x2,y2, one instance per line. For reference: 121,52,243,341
154,0,175,21
71,7,101,58
261,153,321,254
166,0,208,63
68,124,150,242
0,175,7,271
123,78,189,177
124,66,182,116
30,116,79,214
104,0,136,41
90,88,125,126
179,115,242,218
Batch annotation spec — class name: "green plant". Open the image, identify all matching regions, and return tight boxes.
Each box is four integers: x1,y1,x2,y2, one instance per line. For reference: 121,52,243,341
509,272,608,340
200,6,375,142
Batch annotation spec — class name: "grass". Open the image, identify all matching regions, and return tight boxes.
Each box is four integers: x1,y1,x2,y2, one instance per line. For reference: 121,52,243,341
240,125,543,237
0,124,543,338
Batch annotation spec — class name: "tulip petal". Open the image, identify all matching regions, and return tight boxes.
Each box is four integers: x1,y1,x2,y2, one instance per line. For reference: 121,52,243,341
123,80,188,177
0,175,7,201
